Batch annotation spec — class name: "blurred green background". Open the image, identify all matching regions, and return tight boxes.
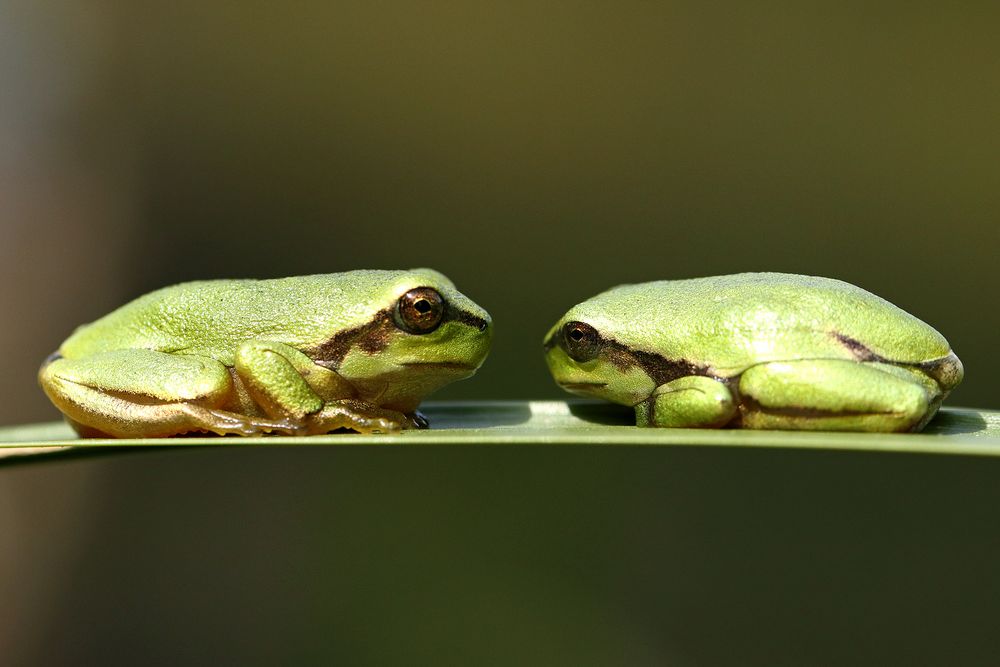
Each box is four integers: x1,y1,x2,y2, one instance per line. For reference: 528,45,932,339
2,1,998,664
2,0,996,423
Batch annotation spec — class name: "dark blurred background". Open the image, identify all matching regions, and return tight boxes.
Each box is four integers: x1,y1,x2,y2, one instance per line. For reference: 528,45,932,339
2,1,999,664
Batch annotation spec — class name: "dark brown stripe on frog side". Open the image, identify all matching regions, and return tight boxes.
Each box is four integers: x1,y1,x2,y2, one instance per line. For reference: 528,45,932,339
308,309,395,368
545,326,712,386
831,332,890,363
450,306,490,332
831,332,962,391
914,352,963,391
308,303,488,369
627,349,709,386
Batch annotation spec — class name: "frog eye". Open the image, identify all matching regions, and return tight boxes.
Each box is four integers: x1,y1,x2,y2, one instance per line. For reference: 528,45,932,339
396,287,445,334
562,321,601,362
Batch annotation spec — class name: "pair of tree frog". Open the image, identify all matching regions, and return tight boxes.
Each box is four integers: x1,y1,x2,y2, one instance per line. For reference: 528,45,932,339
40,270,962,437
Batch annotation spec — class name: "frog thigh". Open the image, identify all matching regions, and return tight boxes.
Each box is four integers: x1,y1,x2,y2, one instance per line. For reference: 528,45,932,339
636,375,737,428
40,349,292,438
737,359,932,432
233,341,325,419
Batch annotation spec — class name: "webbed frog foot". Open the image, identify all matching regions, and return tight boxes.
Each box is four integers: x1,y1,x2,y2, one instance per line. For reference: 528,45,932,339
196,408,300,437
300,399,420,435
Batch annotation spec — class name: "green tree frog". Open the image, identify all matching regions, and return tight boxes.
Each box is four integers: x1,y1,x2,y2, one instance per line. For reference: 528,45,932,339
40,269,492,437
544,273,962,432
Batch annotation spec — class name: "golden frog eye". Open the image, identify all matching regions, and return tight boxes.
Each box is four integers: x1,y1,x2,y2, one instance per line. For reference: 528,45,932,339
396,287,445,334
562,321,601,362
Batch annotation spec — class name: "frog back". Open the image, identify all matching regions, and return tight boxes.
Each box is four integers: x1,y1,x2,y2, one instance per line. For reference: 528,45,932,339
59,272,404,365
573,273,953,376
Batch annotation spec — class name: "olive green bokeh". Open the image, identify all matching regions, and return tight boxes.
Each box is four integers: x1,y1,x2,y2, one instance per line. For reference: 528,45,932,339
2,2,999,664
7,443,1000,666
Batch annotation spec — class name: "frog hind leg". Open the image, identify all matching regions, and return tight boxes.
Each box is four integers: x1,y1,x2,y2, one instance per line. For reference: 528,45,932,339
636,375,738,428
233,340,413,434
39,349,297,438
736,359,933,432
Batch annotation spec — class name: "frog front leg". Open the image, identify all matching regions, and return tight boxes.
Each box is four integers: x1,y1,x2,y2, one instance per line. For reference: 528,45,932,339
234,340,417,434
635,375,737,428
737,359,932,432
39,349,299,438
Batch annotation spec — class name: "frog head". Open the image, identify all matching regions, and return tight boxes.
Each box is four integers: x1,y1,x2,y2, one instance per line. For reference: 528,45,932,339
309,268,492,412
543,314,656,408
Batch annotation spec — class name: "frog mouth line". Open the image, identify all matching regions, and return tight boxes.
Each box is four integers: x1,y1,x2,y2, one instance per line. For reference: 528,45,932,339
400,361,478,372
558,381,608,390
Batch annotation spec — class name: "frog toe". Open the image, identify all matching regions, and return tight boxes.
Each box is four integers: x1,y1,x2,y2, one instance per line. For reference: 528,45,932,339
301,400,409,435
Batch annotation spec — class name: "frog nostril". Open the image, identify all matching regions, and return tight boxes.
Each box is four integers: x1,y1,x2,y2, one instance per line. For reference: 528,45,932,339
478,320,489,332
